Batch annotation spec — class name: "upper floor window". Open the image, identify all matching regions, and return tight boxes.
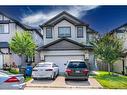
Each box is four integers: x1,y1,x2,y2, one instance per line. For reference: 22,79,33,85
46,27,52,38
117,32,124,39
58,27,71,37
0,24,9,34
77,27,83,38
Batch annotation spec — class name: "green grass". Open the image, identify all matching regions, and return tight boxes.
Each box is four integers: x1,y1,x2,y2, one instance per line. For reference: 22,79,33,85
25,76,32,82
94,71,127,89
8,69,19,74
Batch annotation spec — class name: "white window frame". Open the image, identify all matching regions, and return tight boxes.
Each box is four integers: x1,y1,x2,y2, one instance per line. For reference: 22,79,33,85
77,26,83,38
46,27,52,38
58,27,71,38
0,24,9,34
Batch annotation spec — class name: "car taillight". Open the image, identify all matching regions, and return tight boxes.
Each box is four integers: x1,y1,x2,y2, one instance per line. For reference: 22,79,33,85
45,69,53,71
65,69,73,75
5,76,19,83
82,69,89,75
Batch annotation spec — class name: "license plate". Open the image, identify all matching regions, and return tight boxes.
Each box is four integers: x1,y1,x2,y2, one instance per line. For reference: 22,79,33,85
75,71,80,73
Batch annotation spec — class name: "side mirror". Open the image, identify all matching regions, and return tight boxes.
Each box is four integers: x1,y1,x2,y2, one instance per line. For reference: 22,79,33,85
64,63,66,65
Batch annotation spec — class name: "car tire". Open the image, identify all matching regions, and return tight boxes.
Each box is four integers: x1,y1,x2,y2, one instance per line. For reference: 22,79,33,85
33,78,37,80
57,70,59,76
51,72,56,80
65,78,68,81
84,79,88,81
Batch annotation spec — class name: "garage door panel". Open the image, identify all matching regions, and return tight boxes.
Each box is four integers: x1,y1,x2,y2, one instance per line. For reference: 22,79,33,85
45,55,84,72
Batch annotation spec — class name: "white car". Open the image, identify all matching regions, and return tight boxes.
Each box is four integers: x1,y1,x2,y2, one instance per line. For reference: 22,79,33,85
32,62,59,80
0,70,25,89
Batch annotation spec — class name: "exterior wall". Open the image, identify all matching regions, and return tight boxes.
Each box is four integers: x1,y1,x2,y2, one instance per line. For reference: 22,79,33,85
32,31,43,47
113,60,123,73
86,32,98,45
43,20,87,45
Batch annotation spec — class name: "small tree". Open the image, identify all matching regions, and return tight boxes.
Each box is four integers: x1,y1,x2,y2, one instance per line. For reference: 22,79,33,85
91,34,123,75
9,31,36,75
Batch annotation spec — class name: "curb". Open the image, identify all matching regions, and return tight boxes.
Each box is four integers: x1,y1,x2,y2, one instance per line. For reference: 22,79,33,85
26,85,103,89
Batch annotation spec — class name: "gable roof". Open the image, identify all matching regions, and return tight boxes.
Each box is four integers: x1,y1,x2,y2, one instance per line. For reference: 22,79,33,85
0,11,43,39
109,23,127,34
87,27,98,34
37,38,93,51
40,11,89,28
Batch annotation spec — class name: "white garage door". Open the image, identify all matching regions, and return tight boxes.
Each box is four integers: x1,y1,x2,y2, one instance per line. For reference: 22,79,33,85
0,54,3,69
45,55,84,72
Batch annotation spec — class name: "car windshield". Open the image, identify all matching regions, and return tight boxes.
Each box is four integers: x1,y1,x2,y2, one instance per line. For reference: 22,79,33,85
36,64,51,67
67,61,87,68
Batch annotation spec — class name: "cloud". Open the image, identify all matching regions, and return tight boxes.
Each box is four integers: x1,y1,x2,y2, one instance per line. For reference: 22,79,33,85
21,6,99,27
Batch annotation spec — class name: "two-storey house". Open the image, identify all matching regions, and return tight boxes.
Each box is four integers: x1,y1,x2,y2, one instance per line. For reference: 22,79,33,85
0,12,43,68
38,11,98,73
109,23,127,74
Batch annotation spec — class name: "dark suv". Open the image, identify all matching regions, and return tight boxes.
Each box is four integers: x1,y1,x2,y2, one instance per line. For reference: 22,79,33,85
64,60,89,80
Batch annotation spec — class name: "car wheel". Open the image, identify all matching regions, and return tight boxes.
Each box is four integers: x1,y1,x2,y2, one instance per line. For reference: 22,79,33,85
84,79,88,81
51,72,56,80
33,78,37,80
57,70,59,76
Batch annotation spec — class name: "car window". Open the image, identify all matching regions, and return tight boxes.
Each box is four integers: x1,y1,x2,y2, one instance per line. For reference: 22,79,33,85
67,61,87,68
36,64,51,67
53,64,58,67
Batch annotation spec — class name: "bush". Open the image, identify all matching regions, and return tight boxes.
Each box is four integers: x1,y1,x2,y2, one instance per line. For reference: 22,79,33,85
9,68,19,74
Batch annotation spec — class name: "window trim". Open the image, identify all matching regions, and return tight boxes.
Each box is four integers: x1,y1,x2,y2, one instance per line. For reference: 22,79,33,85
0,24,9,34
46,27,52,38
77,26,83,38
58,27,71,38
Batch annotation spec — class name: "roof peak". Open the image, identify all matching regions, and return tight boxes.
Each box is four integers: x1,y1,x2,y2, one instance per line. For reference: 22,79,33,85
40,11,88,27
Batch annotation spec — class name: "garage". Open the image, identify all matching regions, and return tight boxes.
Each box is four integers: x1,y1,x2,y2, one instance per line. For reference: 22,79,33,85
38,38,95,72
45,55,84,72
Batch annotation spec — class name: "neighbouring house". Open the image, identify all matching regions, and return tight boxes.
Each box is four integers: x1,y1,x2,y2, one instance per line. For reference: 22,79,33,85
108,23,127,74
37,11,99,73
0,12,43,69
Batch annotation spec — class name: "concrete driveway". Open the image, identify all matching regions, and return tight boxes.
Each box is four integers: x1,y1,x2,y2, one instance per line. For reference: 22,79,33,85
25,76,102,89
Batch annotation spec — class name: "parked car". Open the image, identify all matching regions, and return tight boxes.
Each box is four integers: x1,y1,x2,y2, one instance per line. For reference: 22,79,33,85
0,70,25,89
64,60,89,80
32,62,59,80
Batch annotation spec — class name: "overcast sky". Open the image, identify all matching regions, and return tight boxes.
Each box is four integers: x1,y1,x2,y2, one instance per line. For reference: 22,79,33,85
0,6,127,33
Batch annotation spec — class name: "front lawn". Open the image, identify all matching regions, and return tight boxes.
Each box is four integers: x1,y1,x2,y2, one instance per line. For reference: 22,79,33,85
25,76,32,82
94,71,127,89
